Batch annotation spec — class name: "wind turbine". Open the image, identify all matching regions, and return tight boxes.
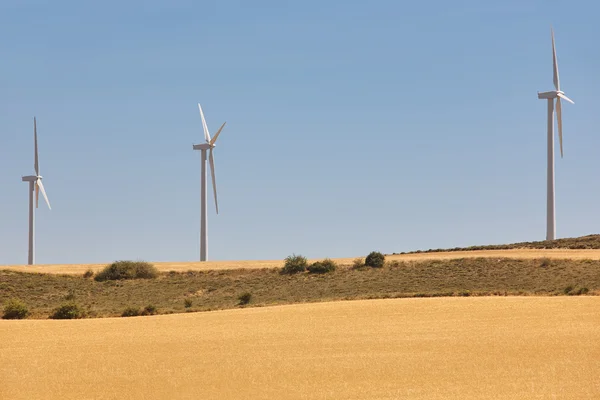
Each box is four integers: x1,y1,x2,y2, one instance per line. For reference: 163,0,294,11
21,117,51,265
192,104,226,261
537,27,575,241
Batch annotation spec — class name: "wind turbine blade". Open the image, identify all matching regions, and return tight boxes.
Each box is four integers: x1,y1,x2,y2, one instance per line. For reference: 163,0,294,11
34,117,39,176
198,103,211,143
557,92,574,104
551,27,560,91
556,98,563,158
209,149,219,214
37,179,51,210
209,122,226,145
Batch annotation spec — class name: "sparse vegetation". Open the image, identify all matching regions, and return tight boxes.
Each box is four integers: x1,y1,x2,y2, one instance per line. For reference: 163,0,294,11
352,258,365,269
281,254,307,275
2,299,29,320
50,302,84,319
122,307,141,317
564,286,589,296
564,285,574,295
65,289,76,301
307,258,337,274
1,256,600,319
365,251,385,268
94,260,158,282
83,269,94,279
540,258,552,267
141,304,157,316
396,234,600,254
238,292,252,305
184,298,193,308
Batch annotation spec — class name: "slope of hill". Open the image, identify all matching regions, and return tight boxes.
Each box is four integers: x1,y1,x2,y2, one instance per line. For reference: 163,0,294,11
2,257,598,319
395,234,600,254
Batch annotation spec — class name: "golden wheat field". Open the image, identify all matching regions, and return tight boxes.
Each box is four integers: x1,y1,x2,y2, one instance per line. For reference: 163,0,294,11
1,296,599,399
5,248,600,275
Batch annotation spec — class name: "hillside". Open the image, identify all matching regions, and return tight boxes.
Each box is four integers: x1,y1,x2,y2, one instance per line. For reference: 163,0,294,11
2,257,598,319
395,234,600,254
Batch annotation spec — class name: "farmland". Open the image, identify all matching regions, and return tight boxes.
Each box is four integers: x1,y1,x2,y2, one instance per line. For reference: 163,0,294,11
1,297,599,399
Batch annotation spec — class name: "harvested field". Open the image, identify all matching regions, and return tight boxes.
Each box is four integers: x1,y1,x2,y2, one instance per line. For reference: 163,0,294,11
5,248,600,275
1,297,599,399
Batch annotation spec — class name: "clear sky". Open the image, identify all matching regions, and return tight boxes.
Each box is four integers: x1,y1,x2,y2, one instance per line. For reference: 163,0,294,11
1,0,599,265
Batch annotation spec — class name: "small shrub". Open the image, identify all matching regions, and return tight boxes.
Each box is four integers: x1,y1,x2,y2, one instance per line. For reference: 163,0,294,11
238,292,252,305
122,307,140,317
459,290,471,297
352,258,365,269
141,304,157,316
94,260,158,281
83,269,94,278
307,258,337,274
281,254,307,275
577,287,589,295
365,251,385,268
388,260,401,268
2,299,29,320
65,290,76,301
50,303,84,319
184,298,193,308
539,258,551,267
564,285,574,295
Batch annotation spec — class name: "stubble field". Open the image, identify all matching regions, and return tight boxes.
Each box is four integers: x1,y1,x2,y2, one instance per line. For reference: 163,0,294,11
1,296,599,399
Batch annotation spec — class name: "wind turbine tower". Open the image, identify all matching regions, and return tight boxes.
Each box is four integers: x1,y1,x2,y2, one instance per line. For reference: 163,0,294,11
193,104,226,261
537,27,574,241
22,117,52,265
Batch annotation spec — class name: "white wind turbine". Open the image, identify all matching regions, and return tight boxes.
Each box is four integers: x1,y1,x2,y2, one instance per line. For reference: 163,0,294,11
193,104,226,261
537,27,575,241
21,117,51,265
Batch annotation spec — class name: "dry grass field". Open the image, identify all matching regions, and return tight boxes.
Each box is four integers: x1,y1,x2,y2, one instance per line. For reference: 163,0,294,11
1,297,599,399
5,248,600,275
2,257,600,318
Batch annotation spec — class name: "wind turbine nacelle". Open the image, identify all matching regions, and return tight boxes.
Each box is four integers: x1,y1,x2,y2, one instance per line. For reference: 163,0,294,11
538,91,559,99
193,143,212,151
21,175,37,182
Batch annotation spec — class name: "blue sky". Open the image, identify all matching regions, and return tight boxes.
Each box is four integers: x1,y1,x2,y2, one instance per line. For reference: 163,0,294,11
1,0,599,265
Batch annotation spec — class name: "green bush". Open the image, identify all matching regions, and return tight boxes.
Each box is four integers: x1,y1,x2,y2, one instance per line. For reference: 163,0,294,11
564,285,574,295
2,299,29,320
50,303,84,319
577,287,589,295
141,304,157,316
365,251,385,268
238,292,252,305
122,307,141,317
94,260,158,281
307,258,337,274
281,254,307,275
